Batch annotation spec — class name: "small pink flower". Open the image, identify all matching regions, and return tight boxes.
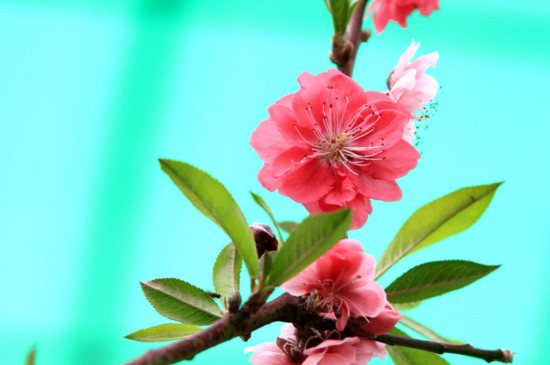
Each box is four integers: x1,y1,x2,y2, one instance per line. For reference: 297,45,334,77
388,40,439,143
245,324,387,365
368,0,439,33
251,69,419,229
362,302,402,336
281,239,386,331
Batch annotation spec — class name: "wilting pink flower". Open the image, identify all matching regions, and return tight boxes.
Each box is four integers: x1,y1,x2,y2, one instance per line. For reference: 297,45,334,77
362,302,402,336
245,324,387,365
388,40,439,143
250,69,419,229
368,0,439,33
281,239,386,331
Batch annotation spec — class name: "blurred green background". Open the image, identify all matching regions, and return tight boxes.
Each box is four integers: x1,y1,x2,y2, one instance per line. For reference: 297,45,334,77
1,0,548,364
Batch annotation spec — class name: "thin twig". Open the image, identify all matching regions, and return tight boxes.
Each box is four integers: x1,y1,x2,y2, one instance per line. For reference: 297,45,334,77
330,0,370,76
375,334,514,363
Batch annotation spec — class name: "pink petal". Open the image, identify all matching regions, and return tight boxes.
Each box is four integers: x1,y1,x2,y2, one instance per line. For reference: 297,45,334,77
279,158,335,202
370,139,420,180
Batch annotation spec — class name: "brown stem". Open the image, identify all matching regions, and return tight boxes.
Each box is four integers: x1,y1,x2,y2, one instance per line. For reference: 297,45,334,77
330,0,370,77
123,294,300,365
375,334,514,363
125,293,513,365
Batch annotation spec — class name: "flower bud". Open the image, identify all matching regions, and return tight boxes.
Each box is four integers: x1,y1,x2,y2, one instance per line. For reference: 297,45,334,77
250,223,278,257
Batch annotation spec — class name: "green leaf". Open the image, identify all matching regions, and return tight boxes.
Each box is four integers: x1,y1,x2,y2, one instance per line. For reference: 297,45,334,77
141,278,222,326
392,301,423,311
387,328,450,365
278,221,298,234
267,209,351,286
25,347,36,365
213,243,242,308
250,192,284,243
375,183,502,279
159,159,258,277
386,260,500,303
125,324,202,342
399,315,462,345
259,250,277,288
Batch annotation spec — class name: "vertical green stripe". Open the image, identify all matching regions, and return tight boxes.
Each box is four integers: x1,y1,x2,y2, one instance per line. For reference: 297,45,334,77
70,2,186,363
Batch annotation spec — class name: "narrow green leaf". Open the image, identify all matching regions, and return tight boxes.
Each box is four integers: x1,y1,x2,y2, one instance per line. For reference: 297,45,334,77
125,324,202,342
376,183,502,279
159,159,258,277
250,192,284,243
259,250,277,288
141,278,222,326
267,209,351,286
278,221,298,234
329,0,350,33
387,328,450,365
213,243,242,308
392,301,423,311
399,315,462,345
386,260,500,303
25,347,36,365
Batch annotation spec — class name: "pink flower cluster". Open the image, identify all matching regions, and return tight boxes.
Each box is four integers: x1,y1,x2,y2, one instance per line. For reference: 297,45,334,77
369,0,440,33
246,324,387,365
250,69,419,229
246,240,401,365
387,40,439,143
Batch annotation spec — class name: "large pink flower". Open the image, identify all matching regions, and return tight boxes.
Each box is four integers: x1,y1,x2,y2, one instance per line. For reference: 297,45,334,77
281,239,386,331
368,0,439,33
250,69,419,229
245,324,387,365
388,40,439,143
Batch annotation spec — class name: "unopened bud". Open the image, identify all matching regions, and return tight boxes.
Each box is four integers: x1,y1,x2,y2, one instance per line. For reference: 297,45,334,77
250,223,278,257
361,29,372,42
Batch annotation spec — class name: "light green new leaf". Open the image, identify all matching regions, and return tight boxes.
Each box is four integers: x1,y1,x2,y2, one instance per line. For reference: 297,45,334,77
399,315,462,344
125,324,202,342
159,159,258,277
267,209,351,287
250,192,284,243
387,328,450,365
213,243,241,308
141,278,222,326
25,347,36,365
278,221,298,234
386,260,499,303
393,301,423,311
375,183,502,279
328,0,350,34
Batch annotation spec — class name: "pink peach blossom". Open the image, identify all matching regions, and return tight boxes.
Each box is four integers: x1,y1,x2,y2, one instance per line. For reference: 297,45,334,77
388,40,439,143
362,302,402,336
250,69,419,229
281,239,386,331
368,0,439,33
245,323,387,365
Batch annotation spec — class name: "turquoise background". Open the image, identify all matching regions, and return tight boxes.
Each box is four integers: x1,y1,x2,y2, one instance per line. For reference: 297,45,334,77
1,0,548,364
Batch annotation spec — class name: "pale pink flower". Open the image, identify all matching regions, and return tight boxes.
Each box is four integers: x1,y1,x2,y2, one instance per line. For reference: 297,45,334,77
245,323,387,365
388,40,439,143
303,336,387,365
281,239,386,331
250,69,419,229
368,0,439,33
362,302,402,336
